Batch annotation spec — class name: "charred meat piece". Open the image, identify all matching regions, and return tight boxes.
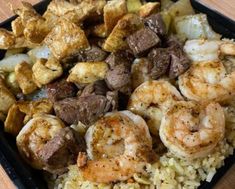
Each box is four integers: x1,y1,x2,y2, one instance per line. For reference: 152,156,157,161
46,79,77,102
105,50,134,69
54,98,79,125
54,94,116,126
144,13,166,37
167,35,191,79
80,80,108,97
168,47,190,79
38,127,85,174
77,95,110,125
105,63,131,91
83,45,108,62
127,28,160,57
147,48,170,79
61,45,108,65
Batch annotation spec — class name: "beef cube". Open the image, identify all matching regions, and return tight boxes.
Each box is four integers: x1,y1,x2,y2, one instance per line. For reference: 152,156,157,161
54,98,79,125
77,95,110,125
38,127,84,174
147,48,170,79
144,13,166,37
127,28,160,57
168,47,190,79
105,50,134,69
84,45,108,62
46,79,77,102
54,95,112,126
105,64,131,91
80,80,108,97
62,45,107,64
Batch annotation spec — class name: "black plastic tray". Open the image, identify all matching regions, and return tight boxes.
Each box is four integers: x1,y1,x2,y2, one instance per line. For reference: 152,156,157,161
0,0,234,188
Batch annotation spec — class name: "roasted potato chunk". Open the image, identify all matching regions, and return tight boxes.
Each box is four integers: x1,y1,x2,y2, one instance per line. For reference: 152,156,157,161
18,99,53,124
0,79,16,116
4,104,25,136
103,14,143,52
104,0,127,34
15,62,37,94
139,2,160,18
67,62,108,84
44,19,89,60
0,29,15,49
32,57,63,87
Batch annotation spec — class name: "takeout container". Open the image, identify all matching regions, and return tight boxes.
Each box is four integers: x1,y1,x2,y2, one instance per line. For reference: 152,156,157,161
0,0,235,188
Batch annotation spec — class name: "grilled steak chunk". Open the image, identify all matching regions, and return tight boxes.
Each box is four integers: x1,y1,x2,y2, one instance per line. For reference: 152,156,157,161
144,13,166,37
46,79,77,102
147,48,170,79
127,28,160,57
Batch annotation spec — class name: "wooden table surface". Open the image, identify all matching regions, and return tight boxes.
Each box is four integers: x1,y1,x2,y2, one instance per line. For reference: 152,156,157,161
0,0,234,188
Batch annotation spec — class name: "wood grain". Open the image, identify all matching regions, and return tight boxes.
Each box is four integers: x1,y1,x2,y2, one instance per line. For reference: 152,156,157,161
0,165,16,189
198,0,235,21
0,0,39,22
0,0,234,189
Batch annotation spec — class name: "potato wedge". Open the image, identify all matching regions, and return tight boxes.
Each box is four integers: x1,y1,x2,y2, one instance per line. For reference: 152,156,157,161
0,54,32,72
139,2,160,18
103,14,143,52
32,57,63,87
4,104,25,136
104,0,127,34
44,19,89,60
15,62,37,94
67,62,108,84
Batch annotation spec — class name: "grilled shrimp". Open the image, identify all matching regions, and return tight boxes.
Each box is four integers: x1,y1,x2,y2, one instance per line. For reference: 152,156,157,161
16,114,65,169
184,39,235,62
128,80,183,135
179,61,235,102
160,101,225,159
80,111,155,183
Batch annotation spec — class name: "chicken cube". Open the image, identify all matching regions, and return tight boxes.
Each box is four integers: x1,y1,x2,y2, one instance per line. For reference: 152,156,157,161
44,19,90,60
11,17,24,37
17,99,53,124
4,104,25,136
15,62,37,94
0,29,15,49
67,62,108,84
0,79,16,116
32,57,63,87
